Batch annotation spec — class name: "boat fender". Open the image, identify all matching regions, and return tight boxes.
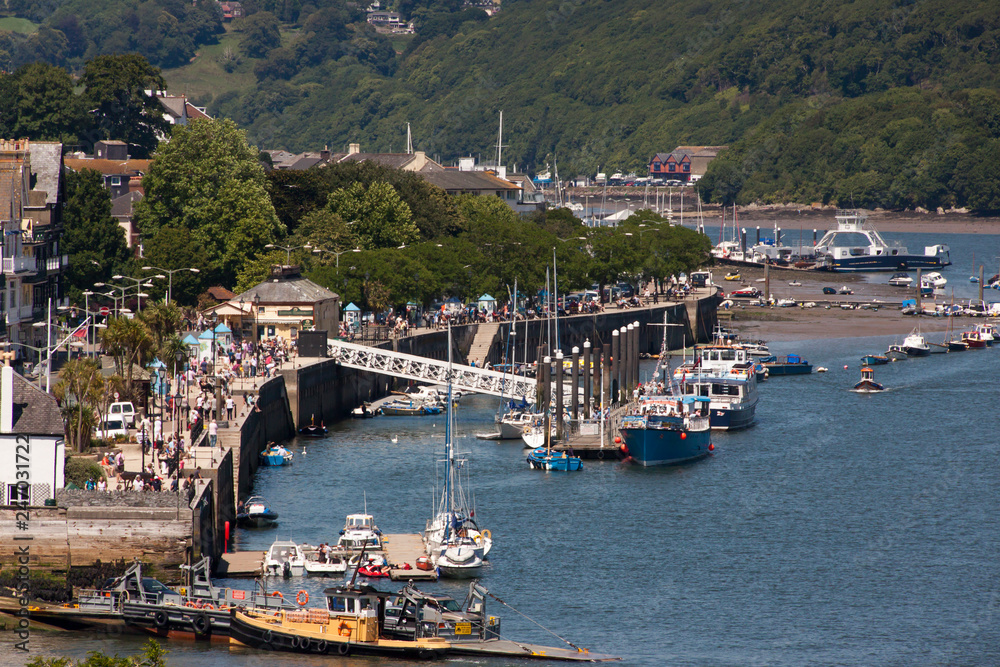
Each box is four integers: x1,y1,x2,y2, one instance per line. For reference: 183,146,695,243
296,590,309,606
315,639,328,653
193,613,211,636
154,610,169,629
338,642,351,656
597,450,604,460
263,629,273,644
290,635,303,649
482,529,491,540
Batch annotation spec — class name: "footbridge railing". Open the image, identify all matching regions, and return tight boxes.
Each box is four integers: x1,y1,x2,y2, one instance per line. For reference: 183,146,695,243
327,339,537,402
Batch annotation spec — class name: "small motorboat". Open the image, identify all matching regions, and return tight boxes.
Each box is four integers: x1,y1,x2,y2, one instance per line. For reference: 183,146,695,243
336,513,383,551
888,272,913,287
298,414,328,437
962,330,989,348
237,495,279,527
526,447,583,471
860,354,889,365
379,400,442,416
838,286,854,295
303,553,348,577
351,402,375,418
724,272,741,281
787,280,802,286
923,271,947,288
263,540,306,577
885,345,909,361
852,367,885,393
947,339,969,351
260,443,293,466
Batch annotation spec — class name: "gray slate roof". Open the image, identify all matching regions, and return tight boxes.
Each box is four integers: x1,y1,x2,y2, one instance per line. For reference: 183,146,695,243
29,141,62,206
111,190,143,218
338,153,416,170
235,274,339,305
420,169,521,192
4,372,64,436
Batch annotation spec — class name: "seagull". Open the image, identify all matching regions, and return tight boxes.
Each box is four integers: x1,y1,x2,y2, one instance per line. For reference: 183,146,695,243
390,435,398,444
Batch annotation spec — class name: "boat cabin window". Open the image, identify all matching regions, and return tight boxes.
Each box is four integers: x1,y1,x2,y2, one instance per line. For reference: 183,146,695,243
711,384,739,396
720,349,736,361
330,596,348,612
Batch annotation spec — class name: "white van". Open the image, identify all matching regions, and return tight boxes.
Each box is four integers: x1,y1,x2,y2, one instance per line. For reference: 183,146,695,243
94,419,128,440
107,402,137,427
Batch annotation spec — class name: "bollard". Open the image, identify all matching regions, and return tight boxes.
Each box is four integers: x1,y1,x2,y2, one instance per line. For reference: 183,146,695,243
611,330,620,405
571,346,580,421
555,351,565,441
582,340,592,418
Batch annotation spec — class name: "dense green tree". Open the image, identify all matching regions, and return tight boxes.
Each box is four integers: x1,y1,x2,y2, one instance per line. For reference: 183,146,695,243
11,62,84,142
238,11,282,58
80,54,171,158
326,181,419,250
61,169,133,303
52,358,103,452
140,225,212,306
135,118,284,288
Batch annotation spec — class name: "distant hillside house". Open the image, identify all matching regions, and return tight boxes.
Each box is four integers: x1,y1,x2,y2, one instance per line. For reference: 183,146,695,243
218,1,244,20
649,146,727,181
366,10,415,33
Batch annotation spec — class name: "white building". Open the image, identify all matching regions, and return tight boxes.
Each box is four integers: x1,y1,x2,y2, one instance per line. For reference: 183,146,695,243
0,363,65,506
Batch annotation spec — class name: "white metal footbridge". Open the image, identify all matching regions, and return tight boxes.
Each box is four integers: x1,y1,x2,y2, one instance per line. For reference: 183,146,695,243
327,339,537,402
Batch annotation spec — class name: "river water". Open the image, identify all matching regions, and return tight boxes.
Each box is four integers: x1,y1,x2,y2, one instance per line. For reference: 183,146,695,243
11,332,1000,666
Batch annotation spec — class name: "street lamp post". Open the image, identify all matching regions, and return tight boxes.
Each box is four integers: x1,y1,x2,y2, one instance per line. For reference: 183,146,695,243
112,274,164,311
313,246,360,268
96,281,154,316
141,266,200,304
253,294,261,378
174,349,184,488
265,243,312,265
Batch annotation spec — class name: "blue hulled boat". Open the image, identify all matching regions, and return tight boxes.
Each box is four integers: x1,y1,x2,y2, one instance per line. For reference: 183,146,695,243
526,448,583,471
619,396,713,466
860,354,889,365
260,443,293,466
760,354,813,376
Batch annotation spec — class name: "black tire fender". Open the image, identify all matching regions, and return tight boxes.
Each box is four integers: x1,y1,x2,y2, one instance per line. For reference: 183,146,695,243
193,613,211,636
315,639,328,653
338,641,350,656
154,610,169,629
262,629,273,644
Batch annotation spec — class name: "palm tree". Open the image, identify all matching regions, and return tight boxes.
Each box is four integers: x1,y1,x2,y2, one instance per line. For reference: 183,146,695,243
140,302,182,355
101,317,154,401
53,358,104,452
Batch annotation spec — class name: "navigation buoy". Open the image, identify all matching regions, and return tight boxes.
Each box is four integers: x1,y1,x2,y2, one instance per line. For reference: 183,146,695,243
680,432,687,440
843,365,848,370
708,443,715,451
614,436,622,444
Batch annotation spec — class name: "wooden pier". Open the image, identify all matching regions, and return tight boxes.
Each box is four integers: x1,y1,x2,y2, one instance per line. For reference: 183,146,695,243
552,405,631,460
382,533,437,581
217,551,264,578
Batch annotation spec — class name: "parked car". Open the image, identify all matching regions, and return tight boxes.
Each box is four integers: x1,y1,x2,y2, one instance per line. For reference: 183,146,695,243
94,419,128,440
730,287,762,298
107,401,137,427
822,287,837,295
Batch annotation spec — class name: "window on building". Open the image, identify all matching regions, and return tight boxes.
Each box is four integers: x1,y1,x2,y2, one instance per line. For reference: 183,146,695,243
683,164,690,172
290,327,298,339
111,176,122,186
267,326,275,337
669,164,675,172
8,483,29,505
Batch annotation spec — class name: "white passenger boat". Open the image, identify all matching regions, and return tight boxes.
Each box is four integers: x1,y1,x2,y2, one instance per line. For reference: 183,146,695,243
263,540,306,577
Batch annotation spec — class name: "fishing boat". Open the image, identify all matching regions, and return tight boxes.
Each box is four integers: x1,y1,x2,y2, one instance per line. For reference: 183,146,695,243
425,324,494,579
237,495,279,527
860,354,889,365
901,329,931,357
888,272,913,286
975,322,997,346
526,447,583,471
336,513,383,552
263,540,306,577
618,396,713,466
813,209,950,271
498,410,534,439
963,329,989,348
298,414,328,437
852,367,885,393
260,443,293,466
760,354,813,375
885,345,909,361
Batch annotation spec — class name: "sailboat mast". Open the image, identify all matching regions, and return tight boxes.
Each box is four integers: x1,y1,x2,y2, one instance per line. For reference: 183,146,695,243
553,247,560,353
445,324,454,520
496,111,503,169
546,266,552,356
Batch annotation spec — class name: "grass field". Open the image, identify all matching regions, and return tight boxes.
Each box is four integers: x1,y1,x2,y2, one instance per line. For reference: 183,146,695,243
162,25,256,105
0,16,38,34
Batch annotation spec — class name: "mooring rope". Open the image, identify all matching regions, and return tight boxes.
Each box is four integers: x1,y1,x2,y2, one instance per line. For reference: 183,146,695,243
485,591,585,652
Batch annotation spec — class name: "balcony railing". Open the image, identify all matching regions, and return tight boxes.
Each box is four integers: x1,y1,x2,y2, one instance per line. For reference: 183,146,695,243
2,256,36,274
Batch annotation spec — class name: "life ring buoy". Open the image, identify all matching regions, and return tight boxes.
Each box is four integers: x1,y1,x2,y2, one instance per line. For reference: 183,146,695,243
338,621,351,637
296,590,308,606
271,591,283,598
315,639,328,653
203,604,214,610
185,601,198,608
154,610,169,629
474,534,482,545
337,642,350,656
482,529,491,540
